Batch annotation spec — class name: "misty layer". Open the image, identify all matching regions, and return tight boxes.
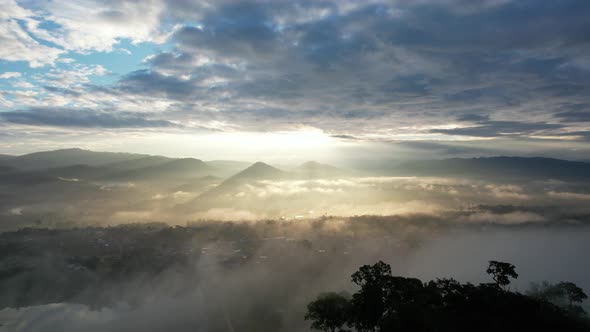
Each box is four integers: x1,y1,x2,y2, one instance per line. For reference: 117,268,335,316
2,150,589,231
1,150,590,331
1,218,589,332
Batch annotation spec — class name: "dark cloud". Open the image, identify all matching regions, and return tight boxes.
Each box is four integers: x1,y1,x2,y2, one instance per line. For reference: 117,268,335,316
0,107,177,128
23,0,590,146
431,120,564,138
154,1,590,134
554,110,590,122
331,134,358,140
145,52,196,72
394,141,502,157
551,131,590,141
386,0,590,53
118,70,197,99
172,3,279,59
43,86,83,97
457,114,490,122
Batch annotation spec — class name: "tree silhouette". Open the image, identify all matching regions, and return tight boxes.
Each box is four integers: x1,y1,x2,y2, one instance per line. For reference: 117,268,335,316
306,260,590,332
558,282,588,306
305,292,352,332
486,260,518,290
349,261,392,332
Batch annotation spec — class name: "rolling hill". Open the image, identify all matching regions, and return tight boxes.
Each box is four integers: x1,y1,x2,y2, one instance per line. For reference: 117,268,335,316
105,158,215,182
0,154,15,162
104,155,173,170
393,157,590,180
0,148,148,170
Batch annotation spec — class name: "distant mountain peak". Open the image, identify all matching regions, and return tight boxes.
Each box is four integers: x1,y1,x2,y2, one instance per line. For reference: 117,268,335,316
245,161,280,171
168,158,206,165
229,162,284,180
299,161,322,168
192,161,285,200
251,161,271,167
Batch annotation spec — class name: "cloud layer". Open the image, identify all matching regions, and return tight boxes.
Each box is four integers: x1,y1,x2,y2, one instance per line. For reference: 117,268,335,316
1,0,590,157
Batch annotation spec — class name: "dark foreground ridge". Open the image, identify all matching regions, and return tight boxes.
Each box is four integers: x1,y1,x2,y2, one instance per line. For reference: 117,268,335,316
306,261,589,332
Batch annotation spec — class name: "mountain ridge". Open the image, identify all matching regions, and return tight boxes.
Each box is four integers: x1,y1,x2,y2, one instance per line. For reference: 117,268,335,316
2,149,590,182
394,156,590,180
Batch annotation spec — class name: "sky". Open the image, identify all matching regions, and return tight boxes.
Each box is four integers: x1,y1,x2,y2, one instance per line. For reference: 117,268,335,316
0,0,590,161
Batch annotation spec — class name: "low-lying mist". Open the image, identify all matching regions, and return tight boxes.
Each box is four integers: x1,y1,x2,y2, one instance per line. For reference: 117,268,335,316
3,175,590,230
1,216,589,331
2,152,590,331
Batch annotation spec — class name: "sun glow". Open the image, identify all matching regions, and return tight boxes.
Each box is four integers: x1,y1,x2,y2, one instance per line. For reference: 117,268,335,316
96,129,342,162
197,129,338,161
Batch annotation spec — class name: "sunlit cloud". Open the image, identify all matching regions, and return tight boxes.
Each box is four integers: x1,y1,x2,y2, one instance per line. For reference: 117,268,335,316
0,0,589,159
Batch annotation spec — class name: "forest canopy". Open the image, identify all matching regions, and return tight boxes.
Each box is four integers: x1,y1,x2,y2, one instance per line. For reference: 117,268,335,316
306,261,589,332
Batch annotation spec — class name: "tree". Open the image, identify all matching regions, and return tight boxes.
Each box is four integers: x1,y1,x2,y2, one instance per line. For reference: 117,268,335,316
349,261,392,332
529,281,588,306
556,282,589,317
558,282,588,305
351,261,392,287
306,260,590,332
486,260,518,290
305,292,352,332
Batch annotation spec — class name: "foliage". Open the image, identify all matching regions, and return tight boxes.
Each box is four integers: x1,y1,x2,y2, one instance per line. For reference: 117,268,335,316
305,292,352,332
486,260,518,290
529,281,588,316
306,260,590,332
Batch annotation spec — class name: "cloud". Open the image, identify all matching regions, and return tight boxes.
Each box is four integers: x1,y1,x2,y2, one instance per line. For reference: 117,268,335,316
144,52,212,75
431,121,564,138
42,65,108,89
0,72,21,79
331,134,359,140
100,0,589,140
117,70,198,100
13,81,35,89
172,3,279,59
23,0,167,53
0,14,63,67
393,141,501,157
0,0,168,67
431,115,565,138
547,191,590,200
1,0,590,155
457,114,490,122
554,110,590,122
0,107,177,128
